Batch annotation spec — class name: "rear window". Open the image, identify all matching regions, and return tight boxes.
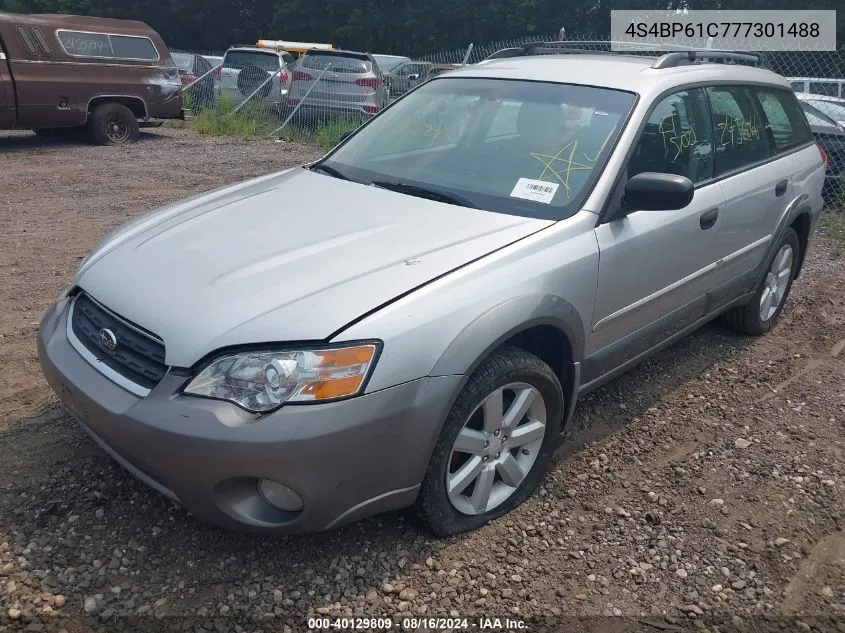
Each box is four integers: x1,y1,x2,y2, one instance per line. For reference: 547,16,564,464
223,51,280,72
57,31,158,60
300,53,371,74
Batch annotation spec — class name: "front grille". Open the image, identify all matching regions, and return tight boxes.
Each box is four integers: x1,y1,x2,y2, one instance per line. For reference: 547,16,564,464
70,293,167,390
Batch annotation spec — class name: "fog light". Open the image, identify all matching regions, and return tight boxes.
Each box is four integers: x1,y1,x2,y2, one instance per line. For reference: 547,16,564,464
257,479,303,512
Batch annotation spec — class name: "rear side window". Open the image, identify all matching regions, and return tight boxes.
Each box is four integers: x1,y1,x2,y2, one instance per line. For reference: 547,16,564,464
300,53,370,74
57,31,158,60
31,27,52,56
107,35,157,60
706,86,771,175
790,81,805,92
809,81,840,97
16,26,38,56
628,88,714,184
752,88,812,152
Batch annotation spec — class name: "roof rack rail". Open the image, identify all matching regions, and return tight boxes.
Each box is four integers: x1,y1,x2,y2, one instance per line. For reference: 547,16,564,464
484,41,765,68
484,40,651,61
651,50,762,68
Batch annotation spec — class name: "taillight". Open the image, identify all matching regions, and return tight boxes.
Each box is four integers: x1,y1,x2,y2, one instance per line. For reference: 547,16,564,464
818,143,828,169
213,66,222,80
293,70,312,81
364,104,379,114
279,70,289,83
356,77,381,89
288,98,300,105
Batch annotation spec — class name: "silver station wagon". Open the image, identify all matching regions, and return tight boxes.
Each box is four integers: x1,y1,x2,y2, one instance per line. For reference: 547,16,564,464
38,44,826,536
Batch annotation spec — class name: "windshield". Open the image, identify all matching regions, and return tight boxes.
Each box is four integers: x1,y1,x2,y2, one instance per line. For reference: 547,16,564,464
224,51,280,72
172,52,194,73
374,56,408,72
801,103,841,131
806,99,845,122
318,77,636,219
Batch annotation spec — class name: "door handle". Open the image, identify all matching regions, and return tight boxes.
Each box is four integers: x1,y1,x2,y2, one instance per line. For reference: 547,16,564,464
775,179,788,197
700,207,719,230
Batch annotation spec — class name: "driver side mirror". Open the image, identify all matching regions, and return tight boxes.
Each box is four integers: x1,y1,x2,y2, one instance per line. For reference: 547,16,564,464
622,172,694,212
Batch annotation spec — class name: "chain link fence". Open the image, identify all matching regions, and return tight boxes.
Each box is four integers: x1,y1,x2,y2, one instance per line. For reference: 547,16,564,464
174,36,845,204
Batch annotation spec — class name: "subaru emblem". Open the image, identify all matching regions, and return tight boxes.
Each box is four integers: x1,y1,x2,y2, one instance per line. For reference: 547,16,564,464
99,328,118,352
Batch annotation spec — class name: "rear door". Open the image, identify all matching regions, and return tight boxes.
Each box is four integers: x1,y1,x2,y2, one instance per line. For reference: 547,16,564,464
0,36,15,128
708,86,808,289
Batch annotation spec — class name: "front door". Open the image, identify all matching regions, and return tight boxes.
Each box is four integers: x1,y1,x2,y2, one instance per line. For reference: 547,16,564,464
585,87,724,382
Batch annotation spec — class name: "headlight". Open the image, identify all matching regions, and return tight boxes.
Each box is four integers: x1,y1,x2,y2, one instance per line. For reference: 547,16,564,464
183,343,379,413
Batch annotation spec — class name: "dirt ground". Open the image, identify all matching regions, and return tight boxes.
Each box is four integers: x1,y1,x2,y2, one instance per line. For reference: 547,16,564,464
1,128,844,633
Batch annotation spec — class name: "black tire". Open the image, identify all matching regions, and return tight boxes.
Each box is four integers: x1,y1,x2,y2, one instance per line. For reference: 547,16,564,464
417,346,564,536
87,103,139,146
721,227,800,336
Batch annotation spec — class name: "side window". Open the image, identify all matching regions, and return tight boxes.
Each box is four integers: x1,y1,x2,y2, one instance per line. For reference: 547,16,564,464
58,31,113,57
753,88,812,152
16,26,38,56
789,81,805,93
628,88,713,184
31,27,52,56
57,31,158,60
706,86,771,175
809,81,839,97
109,35,158,61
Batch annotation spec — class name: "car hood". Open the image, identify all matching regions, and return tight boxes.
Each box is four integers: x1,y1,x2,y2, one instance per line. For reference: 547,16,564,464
75,167,553,367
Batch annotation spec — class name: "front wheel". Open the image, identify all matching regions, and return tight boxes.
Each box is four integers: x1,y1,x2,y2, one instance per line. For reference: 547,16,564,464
417,346,564,536
722,227,800,336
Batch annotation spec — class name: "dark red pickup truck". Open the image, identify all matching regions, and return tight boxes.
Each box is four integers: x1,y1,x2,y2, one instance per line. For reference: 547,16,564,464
0,11,187,144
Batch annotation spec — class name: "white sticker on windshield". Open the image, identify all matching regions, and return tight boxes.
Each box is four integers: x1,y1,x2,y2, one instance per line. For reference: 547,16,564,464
510,178,559,204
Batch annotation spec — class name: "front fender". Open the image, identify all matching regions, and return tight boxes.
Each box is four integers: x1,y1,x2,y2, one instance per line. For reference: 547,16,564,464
430,293,585,378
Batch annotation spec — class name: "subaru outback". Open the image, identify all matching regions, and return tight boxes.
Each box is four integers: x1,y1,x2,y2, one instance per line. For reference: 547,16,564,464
38,45,826,536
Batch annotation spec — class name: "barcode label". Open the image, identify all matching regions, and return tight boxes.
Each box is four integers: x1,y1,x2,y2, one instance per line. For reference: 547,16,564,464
510,178,560,204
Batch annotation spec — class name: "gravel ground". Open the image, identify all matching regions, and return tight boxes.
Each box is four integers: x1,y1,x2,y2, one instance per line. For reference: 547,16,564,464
1,128,844,633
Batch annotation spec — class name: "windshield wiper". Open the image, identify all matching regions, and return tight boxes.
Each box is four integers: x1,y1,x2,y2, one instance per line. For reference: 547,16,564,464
308,163,352,181
369,180,480,209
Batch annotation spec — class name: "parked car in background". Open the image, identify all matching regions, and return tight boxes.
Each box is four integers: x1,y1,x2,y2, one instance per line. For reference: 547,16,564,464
288,49,388,117
795,92,845,129
372,54,411,75
171,52,219,107
202,54,224,71
384,60,458,96
799,101,845,206
216,46,295,112
789,77,845,99
0,12,185,144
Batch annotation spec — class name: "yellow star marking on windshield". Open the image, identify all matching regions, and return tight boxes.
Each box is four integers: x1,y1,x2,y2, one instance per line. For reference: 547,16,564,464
530,141,594,197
